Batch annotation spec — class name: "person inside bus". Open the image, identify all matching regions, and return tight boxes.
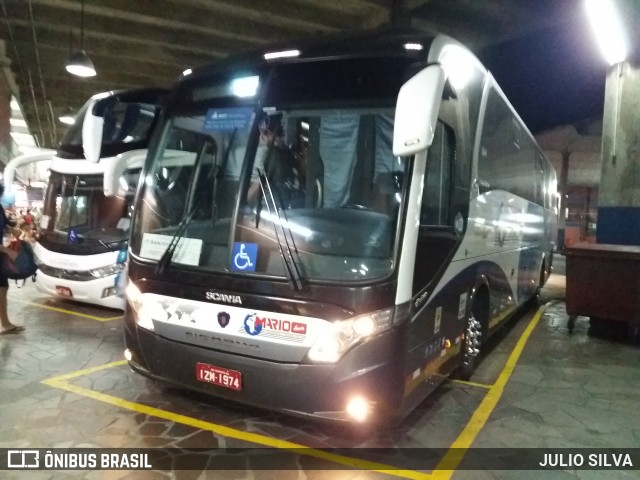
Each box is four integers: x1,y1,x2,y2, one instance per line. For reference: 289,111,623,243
0,184,23,334
246,115,302,209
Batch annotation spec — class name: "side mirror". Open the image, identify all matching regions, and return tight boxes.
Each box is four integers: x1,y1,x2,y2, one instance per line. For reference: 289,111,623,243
393,65,446,157
103,150,146,196
82,98,104,163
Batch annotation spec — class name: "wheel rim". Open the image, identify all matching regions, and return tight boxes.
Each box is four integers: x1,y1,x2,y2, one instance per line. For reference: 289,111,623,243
463,314,482,367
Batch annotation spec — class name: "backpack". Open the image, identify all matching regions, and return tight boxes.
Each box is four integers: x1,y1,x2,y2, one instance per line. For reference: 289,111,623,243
2,240,38,280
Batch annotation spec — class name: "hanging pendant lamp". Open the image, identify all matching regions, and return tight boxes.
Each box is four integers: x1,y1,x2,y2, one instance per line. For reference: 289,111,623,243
65,0,96,77
58,106,76,125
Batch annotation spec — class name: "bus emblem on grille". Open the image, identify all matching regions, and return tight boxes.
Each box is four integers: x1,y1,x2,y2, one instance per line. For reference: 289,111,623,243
205,291,242,304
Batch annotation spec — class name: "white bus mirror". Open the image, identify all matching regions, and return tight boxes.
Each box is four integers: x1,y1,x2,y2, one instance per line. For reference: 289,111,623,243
393,65,446,157
82,98,104,163
104,150,146,197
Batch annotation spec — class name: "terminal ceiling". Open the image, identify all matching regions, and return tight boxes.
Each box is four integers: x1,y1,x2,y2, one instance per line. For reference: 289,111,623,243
0,0,591,149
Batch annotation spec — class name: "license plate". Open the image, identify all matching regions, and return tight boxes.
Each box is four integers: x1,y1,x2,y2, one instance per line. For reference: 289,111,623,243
56,286,73,297
195,362,242,391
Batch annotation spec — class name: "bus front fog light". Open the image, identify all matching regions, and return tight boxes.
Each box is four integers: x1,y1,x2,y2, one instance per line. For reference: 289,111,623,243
346,396,371,422
124,349,133,361
102,286,117,298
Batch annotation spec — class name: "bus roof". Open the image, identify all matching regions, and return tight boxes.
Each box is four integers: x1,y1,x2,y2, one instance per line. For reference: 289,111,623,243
182,28,439,83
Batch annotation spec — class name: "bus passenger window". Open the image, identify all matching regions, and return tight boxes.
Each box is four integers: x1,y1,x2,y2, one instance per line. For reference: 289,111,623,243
478,87,536,203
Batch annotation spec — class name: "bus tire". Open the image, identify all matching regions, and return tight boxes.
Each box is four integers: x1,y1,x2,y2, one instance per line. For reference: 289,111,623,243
458,291,487,380
529,262,546,307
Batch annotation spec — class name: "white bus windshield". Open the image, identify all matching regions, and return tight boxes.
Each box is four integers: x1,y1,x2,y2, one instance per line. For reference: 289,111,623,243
57,99,161,160
42,170,138,249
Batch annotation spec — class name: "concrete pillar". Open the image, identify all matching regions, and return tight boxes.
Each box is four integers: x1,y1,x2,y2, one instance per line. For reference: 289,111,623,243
0,41,14,168
596,61,640,245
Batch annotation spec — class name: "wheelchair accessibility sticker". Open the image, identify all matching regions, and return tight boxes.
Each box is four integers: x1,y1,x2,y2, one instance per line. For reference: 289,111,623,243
68,228,78,244
231,242,258,272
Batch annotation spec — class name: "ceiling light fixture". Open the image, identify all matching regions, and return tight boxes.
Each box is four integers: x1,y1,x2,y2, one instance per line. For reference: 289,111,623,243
263,49,300,60
58,111,76,125
585,0,628,66
403,42,423,51
65,0,96,77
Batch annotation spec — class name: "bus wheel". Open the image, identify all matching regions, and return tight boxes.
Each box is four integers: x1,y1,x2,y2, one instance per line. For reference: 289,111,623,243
459,309,482,380
530,263,546,307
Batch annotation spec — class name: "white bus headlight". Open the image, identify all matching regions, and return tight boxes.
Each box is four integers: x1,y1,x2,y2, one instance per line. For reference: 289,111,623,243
125,282,154,331
90,263,124,279
307,308,393,363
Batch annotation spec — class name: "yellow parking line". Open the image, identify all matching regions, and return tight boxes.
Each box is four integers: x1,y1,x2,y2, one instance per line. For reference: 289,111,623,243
12,298,122,322
44,360,127,383
431,306,545,479
449,379,492,389
42,364,432,479
39,306,544,478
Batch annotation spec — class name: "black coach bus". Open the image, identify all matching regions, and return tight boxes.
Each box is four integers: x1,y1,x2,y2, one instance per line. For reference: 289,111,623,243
123,31,557,425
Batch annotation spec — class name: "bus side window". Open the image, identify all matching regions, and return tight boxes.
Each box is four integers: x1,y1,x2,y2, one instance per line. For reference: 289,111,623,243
412,120,457,296
479,87,536,203
420,121,454,227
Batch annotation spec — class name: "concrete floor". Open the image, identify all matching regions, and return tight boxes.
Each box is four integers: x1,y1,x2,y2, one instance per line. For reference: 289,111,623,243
1,256,639,480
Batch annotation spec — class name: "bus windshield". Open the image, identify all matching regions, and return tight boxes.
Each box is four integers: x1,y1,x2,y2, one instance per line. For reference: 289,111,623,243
131,59,413,283
57,99,161,160
42,170,138,248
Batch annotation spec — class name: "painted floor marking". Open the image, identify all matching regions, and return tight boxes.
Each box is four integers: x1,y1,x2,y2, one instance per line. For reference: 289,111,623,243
40,306,545,478
42,361,431,479
12,298,122,322
431,305,545,480
449,379,492,389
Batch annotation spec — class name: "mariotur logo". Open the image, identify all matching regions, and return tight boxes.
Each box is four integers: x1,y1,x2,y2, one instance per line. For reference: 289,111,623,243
243,313,307,336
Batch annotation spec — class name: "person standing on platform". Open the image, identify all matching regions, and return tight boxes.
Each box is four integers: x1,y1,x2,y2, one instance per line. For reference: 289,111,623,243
0,184,24,335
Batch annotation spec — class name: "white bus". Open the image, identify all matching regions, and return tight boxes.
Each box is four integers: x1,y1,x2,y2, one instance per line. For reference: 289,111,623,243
30,89,165,309
123,32,557,425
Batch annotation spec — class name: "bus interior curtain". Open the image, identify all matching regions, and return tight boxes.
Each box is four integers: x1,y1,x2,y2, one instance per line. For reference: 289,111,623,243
319,113,359,208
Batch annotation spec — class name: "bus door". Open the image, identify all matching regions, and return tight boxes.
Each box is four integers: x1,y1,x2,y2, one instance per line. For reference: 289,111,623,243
406,117,466,390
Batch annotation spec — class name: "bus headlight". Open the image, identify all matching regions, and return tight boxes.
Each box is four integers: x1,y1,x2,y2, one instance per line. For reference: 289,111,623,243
125,281,154,331
306,308,393,363
90,263,125,279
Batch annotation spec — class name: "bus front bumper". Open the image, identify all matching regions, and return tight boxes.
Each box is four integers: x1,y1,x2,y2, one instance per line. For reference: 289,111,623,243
124,316,406,424
36,272,125,310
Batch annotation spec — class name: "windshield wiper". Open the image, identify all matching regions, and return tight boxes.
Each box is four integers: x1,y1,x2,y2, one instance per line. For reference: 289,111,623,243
98,239,122,252
257,168,303,291
155,131,237,274
66,175,80,243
